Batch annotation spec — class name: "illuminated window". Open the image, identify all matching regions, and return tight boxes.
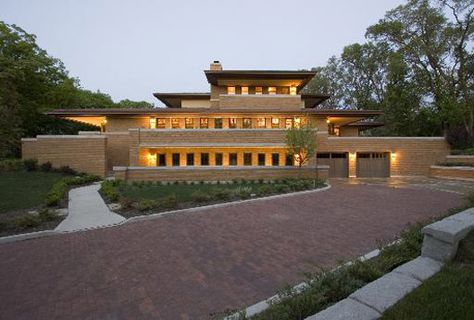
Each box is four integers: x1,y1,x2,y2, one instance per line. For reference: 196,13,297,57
290,86,297,95
268,87,277,95
241,86,249,95
271,117,280,128
285,118,293,129
294,154,301,166
294,117,301,128
157,118,166,128
257,118,266,128
227,86,236,95
185,118,194,129
229,118,237,129
255,87,263,95
149,117,157,129
280,87,289,95
171,118,180,129
214,118,222,129
148,152,157,166
200,118,209,129
243,118,252,128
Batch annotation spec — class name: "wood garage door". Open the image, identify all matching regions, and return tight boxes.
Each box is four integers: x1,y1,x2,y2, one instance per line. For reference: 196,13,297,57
317,153,349,178
356,152,390,178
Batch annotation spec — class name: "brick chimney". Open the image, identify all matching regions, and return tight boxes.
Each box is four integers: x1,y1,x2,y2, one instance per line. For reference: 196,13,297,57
210,60,222,71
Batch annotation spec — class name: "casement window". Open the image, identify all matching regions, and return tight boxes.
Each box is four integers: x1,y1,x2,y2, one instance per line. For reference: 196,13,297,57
294,117,301,128
157,118,166,129
229,118,237,129
268,87,277,95
227,86,236,95
172,153,180,166
272,153,280,166
201,153,210,166
255,86,263,95
158,154,166,166
185,118,194,129
186,153,194,166
258,153,266,166
200,118,209,129
280,87,289,95
257,118,266,128
229,153,238,166
285,154,293,166
215,153,223,166
149,117,157,129
214,118,223,129
171,118,180,129
244,153,252,166
243,118,252,129
271,117,280,128
290,86,297,95
285,118,293,129
241,86,249,95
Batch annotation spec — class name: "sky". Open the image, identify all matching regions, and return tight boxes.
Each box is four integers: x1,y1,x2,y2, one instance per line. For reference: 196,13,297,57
1,0,405,106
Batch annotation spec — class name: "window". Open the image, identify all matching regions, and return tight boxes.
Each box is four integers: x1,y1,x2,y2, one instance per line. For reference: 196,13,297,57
271,117,280,128
290,86,297,95
268,87,277,95
185,118,194,129
149,117,156,129
243,118,252,128
171,118,180,129
227,86,236,95
294,117,301,128
215,153,223,166
241,86,249,95
158,154,166,166
200,118,209,129
244,153,252,166
257,118,266,128
272,153,280,166
258,153,266,166
229,118,237,129
285,118,293,129
157,118,166,129
229,153,238,166
214,118,223,129
285,154,293,166
280,87,289,95
186,153,194,166
201,153,209,166
255,86,263,95
148,153,157,166
172,153,180,166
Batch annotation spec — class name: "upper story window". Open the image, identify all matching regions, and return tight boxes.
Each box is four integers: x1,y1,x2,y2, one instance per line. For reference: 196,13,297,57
280,87,289,95
214,118,223,129
171,118,180,129
285,118,293,129
200,118,209,129
243,118,252,129
255,87,263,95
229,118,237,129
290,86,297,95
185,118,194,129
268,87,277,95
149,117,157,129
271,117,280,128
257,118,266,128
241,86,249,95
294,117,301,128
227,86,236,95
157,118,166,129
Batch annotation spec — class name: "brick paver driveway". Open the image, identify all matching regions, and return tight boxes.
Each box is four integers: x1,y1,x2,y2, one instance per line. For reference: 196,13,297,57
0,179,471,319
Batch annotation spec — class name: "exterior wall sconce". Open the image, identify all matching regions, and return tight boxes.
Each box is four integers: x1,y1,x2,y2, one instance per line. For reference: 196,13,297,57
149,117,157,129
326,118,331,124
391,152,397,161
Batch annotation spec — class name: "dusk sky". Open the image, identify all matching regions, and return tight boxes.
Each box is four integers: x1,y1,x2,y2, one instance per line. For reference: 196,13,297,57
1,0,405,106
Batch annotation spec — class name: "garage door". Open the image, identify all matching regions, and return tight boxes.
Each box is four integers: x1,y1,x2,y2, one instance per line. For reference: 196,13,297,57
317,153,349,178
356,152,390,177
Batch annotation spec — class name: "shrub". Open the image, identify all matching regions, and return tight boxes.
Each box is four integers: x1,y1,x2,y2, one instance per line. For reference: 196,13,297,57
59,165,77,175
23,159,38,171
274,184,291,193
119,197,134,210
467,191,474,207
257,184,274,196
38,209,58,222
135,199,159,212
40,161,53,172
46,175,101,206
238,187,252,199
15,214,41,229
159,193,177,209
0,159,25,171
191,190,211,203
100,180,122,202
451,148,474,155
210,188,232,200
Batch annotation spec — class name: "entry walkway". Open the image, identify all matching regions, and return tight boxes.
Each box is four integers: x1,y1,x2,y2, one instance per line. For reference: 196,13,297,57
55,183,125,232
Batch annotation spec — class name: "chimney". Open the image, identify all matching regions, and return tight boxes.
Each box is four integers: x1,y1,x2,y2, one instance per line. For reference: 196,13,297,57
210,60,222,71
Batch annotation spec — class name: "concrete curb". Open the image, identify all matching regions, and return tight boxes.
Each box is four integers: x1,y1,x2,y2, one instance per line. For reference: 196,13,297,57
0,230,58,244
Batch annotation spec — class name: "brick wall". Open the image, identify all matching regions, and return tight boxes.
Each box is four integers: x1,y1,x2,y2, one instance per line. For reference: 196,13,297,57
105,117,149,131
218,95,302,110
445,155,474,165
21,135,107,177
430,166,474,181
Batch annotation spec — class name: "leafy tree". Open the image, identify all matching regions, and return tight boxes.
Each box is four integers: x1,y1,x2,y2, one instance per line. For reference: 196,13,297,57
116,99,154,109
285,121,317,169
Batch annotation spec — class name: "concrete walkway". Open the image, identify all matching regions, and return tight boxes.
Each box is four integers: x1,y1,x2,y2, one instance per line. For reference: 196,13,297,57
55,183,125,232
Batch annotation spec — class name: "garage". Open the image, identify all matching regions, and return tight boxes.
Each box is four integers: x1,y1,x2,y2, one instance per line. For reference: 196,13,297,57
356,152,390,177
317,153,349,178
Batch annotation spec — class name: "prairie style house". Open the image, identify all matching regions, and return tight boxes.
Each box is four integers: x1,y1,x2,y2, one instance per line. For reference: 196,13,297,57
22,61,449,181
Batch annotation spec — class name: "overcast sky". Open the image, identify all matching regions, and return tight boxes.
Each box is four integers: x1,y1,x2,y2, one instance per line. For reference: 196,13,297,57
1,0,405,106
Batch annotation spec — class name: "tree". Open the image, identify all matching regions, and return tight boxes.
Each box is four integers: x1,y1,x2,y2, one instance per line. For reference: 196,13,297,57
285,121,317,169
116,99,154,109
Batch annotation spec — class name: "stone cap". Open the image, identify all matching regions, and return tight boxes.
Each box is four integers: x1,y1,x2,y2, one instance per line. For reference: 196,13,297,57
422,208,474,244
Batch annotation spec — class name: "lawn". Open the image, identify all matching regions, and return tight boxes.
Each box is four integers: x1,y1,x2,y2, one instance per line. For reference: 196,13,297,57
381,230,474,320
0,171,64,213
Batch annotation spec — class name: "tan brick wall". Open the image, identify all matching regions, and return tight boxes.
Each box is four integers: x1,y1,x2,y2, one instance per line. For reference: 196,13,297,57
430,166,474,180
21,136,107,177
339,127,359,137
106,117,149,131
114,166,328,182
104,132,132,170
218,94,302,110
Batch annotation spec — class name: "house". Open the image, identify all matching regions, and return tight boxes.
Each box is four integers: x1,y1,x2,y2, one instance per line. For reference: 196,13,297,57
21,61,449,181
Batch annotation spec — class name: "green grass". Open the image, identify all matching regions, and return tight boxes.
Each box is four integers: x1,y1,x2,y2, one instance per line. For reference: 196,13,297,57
381,230,474,320
0,171,64,213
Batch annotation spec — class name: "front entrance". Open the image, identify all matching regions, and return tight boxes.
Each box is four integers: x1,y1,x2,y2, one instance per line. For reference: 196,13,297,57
317,153,349,178
356,152,390,177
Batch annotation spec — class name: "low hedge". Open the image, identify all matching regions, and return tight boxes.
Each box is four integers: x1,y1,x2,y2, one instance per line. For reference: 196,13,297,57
451,148,474,155
45,175,101,206
437,162,474,168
